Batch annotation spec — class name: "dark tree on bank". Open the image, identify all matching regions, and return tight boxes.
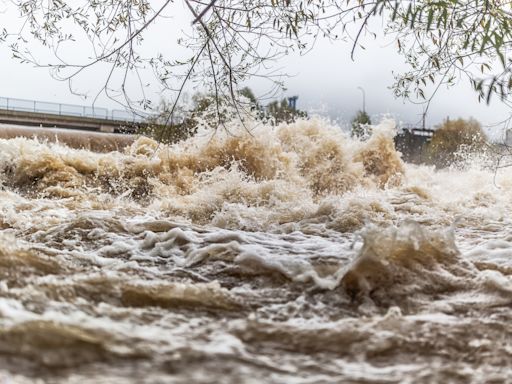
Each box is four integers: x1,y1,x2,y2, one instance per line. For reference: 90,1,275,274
351,110,372,138
143,94,212,143
427,117,487,167
239,87,258,106
143,87,306,142
266,99,307,125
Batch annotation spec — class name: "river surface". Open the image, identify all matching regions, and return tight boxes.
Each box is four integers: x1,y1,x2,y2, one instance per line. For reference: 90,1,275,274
0,119,511,383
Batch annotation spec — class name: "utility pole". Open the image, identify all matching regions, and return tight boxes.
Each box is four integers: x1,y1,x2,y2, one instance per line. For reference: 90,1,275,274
357,86,366,113
422,107,426,130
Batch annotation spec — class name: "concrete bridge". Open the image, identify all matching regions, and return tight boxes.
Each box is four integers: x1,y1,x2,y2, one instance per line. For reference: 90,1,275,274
0,96,150,133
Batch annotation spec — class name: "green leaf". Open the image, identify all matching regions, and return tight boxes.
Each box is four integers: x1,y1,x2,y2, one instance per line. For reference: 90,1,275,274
427,9,434,31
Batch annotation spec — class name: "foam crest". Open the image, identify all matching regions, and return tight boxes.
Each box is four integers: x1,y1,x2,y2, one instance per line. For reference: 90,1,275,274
341,221,476,308
0,119,406,230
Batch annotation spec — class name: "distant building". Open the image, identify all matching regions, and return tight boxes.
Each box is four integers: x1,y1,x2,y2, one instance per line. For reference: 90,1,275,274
287,96,298,111
394,126,434,164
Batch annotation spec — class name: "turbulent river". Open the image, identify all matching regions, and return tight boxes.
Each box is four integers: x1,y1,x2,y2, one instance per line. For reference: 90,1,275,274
0,119,511,383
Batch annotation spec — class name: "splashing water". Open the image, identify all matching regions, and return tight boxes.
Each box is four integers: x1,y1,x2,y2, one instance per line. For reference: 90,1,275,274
1,118,512,383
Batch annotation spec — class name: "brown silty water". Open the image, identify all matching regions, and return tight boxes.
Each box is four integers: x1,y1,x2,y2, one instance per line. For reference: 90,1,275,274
0,119,511,383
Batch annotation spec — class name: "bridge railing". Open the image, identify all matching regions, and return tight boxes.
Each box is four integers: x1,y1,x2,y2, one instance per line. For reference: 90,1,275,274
0,96,150,123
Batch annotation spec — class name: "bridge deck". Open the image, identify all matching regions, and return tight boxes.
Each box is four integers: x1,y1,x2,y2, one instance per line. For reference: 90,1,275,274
0,108,142,133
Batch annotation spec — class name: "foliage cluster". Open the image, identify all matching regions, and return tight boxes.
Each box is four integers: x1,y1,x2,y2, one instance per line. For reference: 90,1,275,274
427,117,487,166
239,87,308,124
141,88,307,143
141,92,228,143
351,110,372,138
266,99,308,125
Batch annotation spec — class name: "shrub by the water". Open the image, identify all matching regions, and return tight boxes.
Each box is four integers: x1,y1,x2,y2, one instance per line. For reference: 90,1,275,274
427,118,487,167
140,88,309,143
351,110,372,138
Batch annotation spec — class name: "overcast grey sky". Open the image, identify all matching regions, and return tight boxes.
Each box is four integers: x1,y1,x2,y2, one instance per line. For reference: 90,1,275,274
267,34,512,135
0,1,510,137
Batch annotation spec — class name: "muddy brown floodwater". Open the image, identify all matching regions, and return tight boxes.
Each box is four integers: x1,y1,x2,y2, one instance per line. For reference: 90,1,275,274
0,119,511,383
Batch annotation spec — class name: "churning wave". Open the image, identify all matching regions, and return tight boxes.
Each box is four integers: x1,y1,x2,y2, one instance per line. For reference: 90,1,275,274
1,118,511,383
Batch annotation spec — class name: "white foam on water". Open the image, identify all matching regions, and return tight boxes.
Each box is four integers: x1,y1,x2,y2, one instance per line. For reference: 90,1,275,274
1,118,512,382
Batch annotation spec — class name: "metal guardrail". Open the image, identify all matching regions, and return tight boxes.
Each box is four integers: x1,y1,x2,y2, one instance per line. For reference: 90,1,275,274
0,96,150,123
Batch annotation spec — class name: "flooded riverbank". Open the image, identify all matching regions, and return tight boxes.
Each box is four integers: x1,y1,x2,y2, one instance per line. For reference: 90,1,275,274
1,119,511,383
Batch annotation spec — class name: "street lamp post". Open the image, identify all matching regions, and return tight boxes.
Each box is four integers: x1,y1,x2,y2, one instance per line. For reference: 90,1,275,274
357,86,366,113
